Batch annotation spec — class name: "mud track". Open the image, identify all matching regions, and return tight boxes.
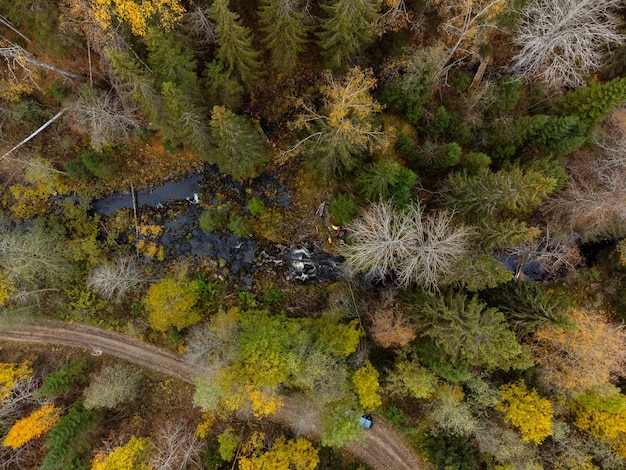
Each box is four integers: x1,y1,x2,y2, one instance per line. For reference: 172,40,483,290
0,319,429,470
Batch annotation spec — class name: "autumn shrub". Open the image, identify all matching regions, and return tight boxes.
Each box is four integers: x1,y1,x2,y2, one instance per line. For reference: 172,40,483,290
0,361,32,402
92,436,152,470
3,404,61,449
352,361,382,411
496,381,554,445
144,278,201,332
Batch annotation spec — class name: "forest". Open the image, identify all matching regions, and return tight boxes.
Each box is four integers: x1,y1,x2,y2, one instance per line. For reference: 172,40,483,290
1,0,626,468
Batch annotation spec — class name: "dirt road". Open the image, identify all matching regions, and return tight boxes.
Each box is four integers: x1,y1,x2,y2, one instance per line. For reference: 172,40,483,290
0,318,429,470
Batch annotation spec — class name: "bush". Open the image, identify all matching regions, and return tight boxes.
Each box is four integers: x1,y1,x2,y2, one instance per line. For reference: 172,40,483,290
80,150,118,179
247,197,265,216
199,209,229,233
462,152,491,175
329,193,360,226
227,216,250,237
64,159,93,181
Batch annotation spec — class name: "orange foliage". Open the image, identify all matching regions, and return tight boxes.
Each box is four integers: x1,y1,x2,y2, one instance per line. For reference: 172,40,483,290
3,404,61,448
530,308,626,392
370,307,416,348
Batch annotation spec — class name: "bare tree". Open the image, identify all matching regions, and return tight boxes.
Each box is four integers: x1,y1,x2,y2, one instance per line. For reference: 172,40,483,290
502,232,583,279
510,0,625,88
87,256,146,303
147,420,206,470
83,363,141,409
340,201,472,290
184,4,216,47
543,133,626,236
70,86,141,151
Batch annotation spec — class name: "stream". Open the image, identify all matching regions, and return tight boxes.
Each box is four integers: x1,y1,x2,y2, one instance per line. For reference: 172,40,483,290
91,169,342,286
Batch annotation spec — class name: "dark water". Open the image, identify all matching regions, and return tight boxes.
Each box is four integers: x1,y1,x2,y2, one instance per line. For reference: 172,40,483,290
91,169,338,285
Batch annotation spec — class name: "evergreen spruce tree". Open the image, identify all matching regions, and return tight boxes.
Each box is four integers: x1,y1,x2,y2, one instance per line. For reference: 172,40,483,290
209,0,260,89
209,106,269,180
317,0,381,70
444,167,557,222
555,76,626,127
258,0,309,73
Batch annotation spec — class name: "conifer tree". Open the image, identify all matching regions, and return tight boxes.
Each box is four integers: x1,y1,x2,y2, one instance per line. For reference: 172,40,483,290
208,0,260,89
444,167,557,222
209,106,269,180
555,77,626,127
258,0,309,73
417,292,533,371
317,0,381,70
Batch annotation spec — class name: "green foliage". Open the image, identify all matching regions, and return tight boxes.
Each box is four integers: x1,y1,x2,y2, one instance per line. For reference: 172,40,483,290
37,357,87,398
379,46,444,125
450,254,513,292
385,352,438,400
555,77,626,127
247,197,265,217
426,433,480,470
461,151,491,176
259,0,309,73
317,0,380,70
209,0,260,89
485,76,523,120
80,150,118,179
427,107,469,143
473,218,541,252
411,141,462,173
48,81,72,102
355,160,416,206
482,281,575,336
203,60,244,110
491,115,587,162
329,192,360,226
209,106,269,180
414,339,472,383
417,292,533,371
63,159,93,181
199,209,230,233
321,399,365,447
40,401,99,470
444,167,557,222
217,426,240,461
227,216,250,237
312,310,362,357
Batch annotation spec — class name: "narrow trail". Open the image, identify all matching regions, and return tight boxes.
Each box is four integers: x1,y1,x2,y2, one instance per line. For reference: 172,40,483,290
0,319,430,470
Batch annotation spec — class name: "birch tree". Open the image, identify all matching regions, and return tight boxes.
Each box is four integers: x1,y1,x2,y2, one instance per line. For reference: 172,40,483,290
510,0,625,88
341,201,472,290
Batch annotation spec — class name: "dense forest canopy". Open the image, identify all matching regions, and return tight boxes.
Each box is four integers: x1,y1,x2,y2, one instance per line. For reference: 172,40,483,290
1,0,626,468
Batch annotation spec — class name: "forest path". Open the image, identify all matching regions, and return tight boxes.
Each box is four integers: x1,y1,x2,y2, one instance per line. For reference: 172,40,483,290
0,318,429,470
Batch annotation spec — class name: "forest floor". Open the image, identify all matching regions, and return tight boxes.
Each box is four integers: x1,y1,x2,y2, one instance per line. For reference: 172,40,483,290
0,317,430,470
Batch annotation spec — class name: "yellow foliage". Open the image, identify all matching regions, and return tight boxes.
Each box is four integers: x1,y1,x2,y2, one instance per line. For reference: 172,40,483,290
91,436,152,470
8,184,54,219
92,0,185,36
0,79,33,102
0,271,15,306
144,278,200,332
574,389,626,457
352,361,382,410
3,404,60,448
196,411,215,438
497,381,553,445
238,436,319,470
0,361,32,402
249,388,283,418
